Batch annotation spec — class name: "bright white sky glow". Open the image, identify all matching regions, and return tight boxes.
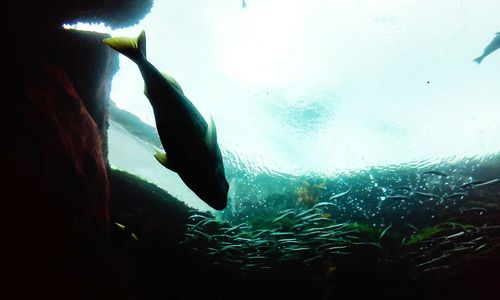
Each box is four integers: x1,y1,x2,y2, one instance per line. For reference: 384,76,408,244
68,0,500,176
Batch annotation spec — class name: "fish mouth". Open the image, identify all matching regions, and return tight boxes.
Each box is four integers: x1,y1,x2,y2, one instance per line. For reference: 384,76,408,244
208,199,227,210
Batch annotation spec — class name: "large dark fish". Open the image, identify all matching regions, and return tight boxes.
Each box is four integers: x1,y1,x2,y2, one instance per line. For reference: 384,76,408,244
103,31,229,210
474,32,500,64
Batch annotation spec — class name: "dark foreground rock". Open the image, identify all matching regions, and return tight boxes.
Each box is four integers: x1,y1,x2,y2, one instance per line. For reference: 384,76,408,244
2,57,110,299
1,1,151,298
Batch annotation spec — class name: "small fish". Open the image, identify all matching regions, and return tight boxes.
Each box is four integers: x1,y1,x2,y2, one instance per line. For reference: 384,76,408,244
277,239,300,245
406,222,419,231
220,244,243,251
298,231,325,238
193,229,211,239
422,265,450,273
445,246,473,254
470,236,487,243
413,191,440,199
316,243,340,251
247,255,268,261
269,232,295,238
210,234,228,239
189,219,207,231
188,214,210,220
277,208,296,215
272,211,295,223
114,222,126,230
313,202,336,208
329,186,351,200
445,231,465,240
286,247,311,252
233,237,251,243
475,243,488,252
291,223,307,230
103,31,229,210
352,242,383,249
129,233,138,241
384,195,412,201
458,180,484,190
323,246,349,252
459,207,487,215
472,178,500,189
444,192,468,200
295,208,316,218
302,227,327,234
394,186,413,192
324,251,351,256
379,224,392,240
323,223,349,230
481,225,500,230
224,223,247,233
253,230,271,239
421,170,448,177
304,255,323,264
474,32,500,64
305,217,332,224
301,213,323,221
242,0,247,9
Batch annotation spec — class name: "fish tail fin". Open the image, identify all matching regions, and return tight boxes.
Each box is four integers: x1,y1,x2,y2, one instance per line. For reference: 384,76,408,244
103,30,146,62
473,55,484,64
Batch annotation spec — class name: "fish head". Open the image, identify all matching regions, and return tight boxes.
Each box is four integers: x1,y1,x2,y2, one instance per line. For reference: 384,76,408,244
187,148,229,210
197,160,229,210
196,118,229,210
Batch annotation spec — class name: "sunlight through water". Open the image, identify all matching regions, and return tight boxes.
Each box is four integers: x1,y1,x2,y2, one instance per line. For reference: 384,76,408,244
66,0,500,177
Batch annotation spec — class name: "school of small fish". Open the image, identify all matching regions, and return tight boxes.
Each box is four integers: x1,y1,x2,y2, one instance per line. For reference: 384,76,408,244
182,173,500,280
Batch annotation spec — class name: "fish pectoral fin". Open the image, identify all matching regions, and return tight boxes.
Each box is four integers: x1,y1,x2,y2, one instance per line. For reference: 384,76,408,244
154,151,176,172
205,115,218,150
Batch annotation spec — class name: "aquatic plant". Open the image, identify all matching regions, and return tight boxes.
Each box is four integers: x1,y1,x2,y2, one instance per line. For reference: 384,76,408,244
403,222,476,245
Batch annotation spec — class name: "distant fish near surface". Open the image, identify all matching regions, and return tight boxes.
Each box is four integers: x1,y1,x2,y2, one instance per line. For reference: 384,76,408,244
329,186,351,200
472,178,500,189
474,32,500,64
421,170,448,177
458,180,484,190
103,31,229,210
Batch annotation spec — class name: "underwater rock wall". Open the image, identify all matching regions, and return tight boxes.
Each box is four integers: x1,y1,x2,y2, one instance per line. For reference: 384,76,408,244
2,0,153,29
45,29,120,158
1,1,152,299
3,57,111,298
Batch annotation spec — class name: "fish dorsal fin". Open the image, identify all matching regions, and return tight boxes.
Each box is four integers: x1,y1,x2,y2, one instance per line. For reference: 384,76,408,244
205,116,218,150
161,72,184,95
138,30,146,59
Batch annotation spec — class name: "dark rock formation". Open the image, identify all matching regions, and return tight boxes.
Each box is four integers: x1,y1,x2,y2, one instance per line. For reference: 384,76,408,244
2,58,110,299
1,1,152,299
108,169,190,299
110,169,189,247
45,29,120,158
3,0,153,30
